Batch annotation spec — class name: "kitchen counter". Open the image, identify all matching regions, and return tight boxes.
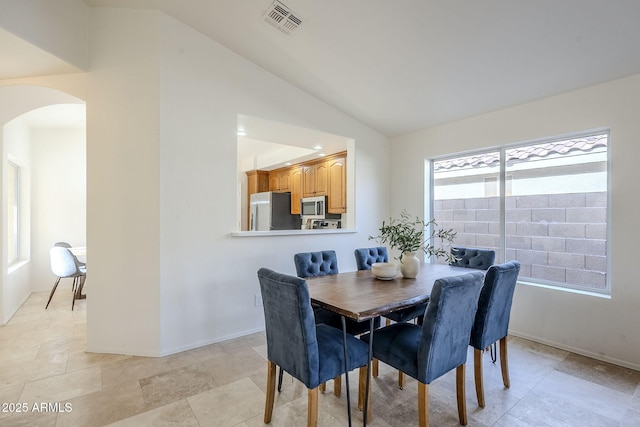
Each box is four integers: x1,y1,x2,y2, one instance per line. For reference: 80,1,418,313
230,228,357,237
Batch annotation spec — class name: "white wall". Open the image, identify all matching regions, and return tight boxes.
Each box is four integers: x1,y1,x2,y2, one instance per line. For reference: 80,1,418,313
0,0,88,70
31,127,86,292
391,74,640,369
156,13,389,354
86,8,162,356
2,117,31,323
83,8,390,356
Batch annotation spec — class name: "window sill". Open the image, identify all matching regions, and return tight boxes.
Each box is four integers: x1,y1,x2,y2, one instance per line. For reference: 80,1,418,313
8,259,29,274
231,228,357,237
518,279,611,299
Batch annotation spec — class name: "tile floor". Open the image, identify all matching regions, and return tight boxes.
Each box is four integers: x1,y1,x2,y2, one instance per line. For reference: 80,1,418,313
1,287,639,426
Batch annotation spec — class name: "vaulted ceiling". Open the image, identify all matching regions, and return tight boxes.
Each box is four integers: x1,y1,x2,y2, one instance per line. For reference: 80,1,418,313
5,1,640,137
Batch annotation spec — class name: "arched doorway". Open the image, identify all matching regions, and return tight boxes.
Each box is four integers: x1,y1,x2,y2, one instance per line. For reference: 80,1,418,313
1,85,86,323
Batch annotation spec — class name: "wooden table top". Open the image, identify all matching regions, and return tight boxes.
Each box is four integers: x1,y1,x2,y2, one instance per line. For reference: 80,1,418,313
306,263,476,321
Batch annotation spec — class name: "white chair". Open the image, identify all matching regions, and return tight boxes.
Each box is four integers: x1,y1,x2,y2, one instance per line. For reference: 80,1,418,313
53,241,85,267
46,246,87,310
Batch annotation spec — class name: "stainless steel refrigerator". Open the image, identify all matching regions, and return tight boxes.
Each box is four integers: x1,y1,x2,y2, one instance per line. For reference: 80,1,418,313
249,192,301,231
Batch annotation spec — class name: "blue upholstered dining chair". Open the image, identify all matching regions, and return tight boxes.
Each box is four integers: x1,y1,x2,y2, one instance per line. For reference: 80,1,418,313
289,250,342,393
294,250,339,278
450,247,496,270
355,246,428,388
293,250,342,328
292,250,381,394
294,250,342,325
449,246,497,361
354,246,388,270
257,268,370,427
470,260,520,408
360,272,484,427
294,250,381,337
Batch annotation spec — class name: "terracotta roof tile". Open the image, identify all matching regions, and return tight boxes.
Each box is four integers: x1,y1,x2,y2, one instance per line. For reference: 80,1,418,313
434,134,607,171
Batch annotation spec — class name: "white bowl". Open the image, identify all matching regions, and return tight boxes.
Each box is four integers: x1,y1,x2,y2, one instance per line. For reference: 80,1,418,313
371,262,399,280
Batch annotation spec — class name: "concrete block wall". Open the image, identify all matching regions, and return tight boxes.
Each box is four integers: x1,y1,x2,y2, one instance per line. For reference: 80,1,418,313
434,192,607,290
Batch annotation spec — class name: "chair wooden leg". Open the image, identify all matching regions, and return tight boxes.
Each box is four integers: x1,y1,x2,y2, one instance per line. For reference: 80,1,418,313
500,337,510,388
357,365,372,416
319,382,326,393
264,361,277,423
418,382,429,427
357,366,372,422
45,277,61,309
372,358,379,377
398,371,406,389
474,348,485,408
308,387,319,427
456,364,467,426
385,318,391,326
334,375,341,397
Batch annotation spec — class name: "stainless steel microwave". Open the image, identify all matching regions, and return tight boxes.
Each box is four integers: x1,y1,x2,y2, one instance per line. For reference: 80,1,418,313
300,196,327,219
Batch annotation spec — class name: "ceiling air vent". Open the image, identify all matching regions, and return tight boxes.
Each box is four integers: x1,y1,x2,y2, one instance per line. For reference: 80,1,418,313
263,0,303,35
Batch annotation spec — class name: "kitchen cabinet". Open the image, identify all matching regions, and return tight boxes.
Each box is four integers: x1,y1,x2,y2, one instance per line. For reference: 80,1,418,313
269,169,291,192
327,155,346,213
302,152,346,211
289,166,302,214
315,162,328,196
247,170,269,195
302,162,328,197
246,170,269,229
302,165,314,197
247,151,347,218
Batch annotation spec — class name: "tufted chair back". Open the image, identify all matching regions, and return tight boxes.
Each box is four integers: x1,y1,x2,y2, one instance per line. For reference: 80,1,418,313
257,268,321,388
418,272,484,384
354,247,389,270
470,261,521,350
469,260,520,408
257,268,370,425
294,250,339,278
450,247,496,270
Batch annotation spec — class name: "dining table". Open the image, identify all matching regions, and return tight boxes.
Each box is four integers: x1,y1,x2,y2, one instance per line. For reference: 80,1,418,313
69,246,86,257
69,246,87,301
306,262,480,426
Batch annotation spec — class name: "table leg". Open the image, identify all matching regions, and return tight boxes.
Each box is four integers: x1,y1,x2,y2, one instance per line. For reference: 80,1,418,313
341,316,352,427
363,317,374,426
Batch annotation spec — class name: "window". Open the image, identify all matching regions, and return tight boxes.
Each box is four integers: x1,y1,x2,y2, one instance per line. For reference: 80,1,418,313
432,131,609,294
7,161,20,264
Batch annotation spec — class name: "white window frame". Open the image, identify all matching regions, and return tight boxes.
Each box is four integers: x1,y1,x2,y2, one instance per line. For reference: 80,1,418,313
430,129,611,295
7,160,20,265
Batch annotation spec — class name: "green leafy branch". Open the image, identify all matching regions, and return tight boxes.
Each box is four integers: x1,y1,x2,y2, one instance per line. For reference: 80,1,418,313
369,210,458,262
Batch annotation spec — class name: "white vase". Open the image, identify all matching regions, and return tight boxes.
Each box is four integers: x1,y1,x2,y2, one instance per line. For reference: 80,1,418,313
400,251,420,279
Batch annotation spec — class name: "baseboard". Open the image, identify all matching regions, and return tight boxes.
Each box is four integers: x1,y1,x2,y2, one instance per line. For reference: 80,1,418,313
87,327,268,358
156,326,266,358
1,292,32,325
509,329,640,372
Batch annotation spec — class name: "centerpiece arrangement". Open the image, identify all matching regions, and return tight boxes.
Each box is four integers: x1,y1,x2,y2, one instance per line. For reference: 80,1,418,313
369,210,457,278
